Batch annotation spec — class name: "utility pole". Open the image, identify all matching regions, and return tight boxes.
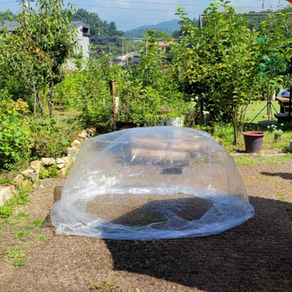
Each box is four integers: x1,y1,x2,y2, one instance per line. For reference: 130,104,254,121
17,0,35,12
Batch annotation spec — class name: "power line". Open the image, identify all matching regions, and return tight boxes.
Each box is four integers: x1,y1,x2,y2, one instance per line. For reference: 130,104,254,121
73,0,208,7
71,4,180,12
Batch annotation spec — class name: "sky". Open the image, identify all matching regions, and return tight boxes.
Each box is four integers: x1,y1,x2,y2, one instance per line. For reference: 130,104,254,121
0,0,290,31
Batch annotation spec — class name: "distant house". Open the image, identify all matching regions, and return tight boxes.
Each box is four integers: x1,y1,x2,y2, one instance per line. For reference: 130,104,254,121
0,21,90,60
71,21,90,59
1,21,19,31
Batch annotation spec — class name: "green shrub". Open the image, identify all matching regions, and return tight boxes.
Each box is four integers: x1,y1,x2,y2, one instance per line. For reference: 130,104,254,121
39,164,58,179
29,116,78,158
0,99,31,170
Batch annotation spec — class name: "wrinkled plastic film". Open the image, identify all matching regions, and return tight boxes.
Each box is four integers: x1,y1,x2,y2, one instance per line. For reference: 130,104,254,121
51,126,254,240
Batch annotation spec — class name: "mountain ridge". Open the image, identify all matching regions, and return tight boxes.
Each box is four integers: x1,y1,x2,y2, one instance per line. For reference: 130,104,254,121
124,19,180,39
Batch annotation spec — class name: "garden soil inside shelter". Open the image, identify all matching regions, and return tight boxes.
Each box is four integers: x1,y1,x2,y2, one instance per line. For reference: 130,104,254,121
1,157,292,292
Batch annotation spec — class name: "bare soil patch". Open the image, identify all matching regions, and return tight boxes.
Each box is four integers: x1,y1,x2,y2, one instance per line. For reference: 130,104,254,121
1,157,292,292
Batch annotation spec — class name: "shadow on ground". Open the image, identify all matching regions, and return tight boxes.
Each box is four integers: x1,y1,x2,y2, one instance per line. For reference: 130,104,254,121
105,196,292,292
261,171,292,180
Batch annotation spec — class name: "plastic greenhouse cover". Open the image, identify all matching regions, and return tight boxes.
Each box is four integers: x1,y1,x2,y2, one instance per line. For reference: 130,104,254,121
51,126,254,240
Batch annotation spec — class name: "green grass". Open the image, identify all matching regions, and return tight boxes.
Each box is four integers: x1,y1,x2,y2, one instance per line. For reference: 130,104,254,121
4,247,27,266
233,155,260,166
245,100,279,124
233,152,292,166
14,230,31,240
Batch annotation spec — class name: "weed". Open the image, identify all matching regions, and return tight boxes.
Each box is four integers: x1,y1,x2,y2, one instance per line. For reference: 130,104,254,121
26,219,43,229
263,155,291,165
96,257,102,263
92,277,118,292
0,205,13,218
12,185,31,206
31,219,43,228
145,195,152,203
14,230,31,240
16,212,29,219
2,217,21,227
85,247,94,253
39,164,58,179
5,247,27,266
0,189,30,217
233,155,259,166
275,192,292,220
255,177,274,182
0,178,12,184
35,234,46,241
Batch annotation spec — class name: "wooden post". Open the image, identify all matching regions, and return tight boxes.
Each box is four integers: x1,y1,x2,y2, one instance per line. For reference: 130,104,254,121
289,86,291,122
109,80,116,121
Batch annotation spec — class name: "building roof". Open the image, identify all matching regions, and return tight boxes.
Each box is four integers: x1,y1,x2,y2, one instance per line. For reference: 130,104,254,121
70,21,90,29
1,21,90,32
0,21,19,32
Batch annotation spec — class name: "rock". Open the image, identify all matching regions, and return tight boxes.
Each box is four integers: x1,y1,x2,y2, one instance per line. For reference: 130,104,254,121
28,173,37,183
41,157,56,166
71,139,82,149
22,169,34,176
63,156,73,168
78,129,88,139
86,128,95,137
66,147,77,162
13,174,24,185
57,168,66,178
56,158,65,164
30,160,41,173
57,163,65,169
0,184,16,206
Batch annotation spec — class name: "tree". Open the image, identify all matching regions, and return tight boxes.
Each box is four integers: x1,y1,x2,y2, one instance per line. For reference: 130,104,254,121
173,1,264,145
72,9,123,38
258,8,292,100
1,0,77,117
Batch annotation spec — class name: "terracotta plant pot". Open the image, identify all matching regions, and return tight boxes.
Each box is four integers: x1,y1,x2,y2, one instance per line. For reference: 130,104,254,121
242,131,265,153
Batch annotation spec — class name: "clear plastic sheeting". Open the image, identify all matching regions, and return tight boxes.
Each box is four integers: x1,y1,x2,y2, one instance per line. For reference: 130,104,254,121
51,126,254,240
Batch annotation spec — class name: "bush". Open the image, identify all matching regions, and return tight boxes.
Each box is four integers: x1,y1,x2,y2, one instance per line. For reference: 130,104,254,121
0,99,31,170
29,116,79,159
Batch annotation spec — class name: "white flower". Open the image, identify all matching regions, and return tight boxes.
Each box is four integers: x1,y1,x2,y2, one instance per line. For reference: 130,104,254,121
203,110,209,115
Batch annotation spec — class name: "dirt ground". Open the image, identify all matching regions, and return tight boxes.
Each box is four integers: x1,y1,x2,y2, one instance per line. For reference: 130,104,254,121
1,157,292,292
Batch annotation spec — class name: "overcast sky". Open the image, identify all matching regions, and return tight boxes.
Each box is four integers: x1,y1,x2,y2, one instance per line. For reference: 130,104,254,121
0,0,290,31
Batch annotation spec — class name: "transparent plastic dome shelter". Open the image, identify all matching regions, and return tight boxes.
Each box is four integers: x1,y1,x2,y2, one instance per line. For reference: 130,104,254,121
51,126,254,240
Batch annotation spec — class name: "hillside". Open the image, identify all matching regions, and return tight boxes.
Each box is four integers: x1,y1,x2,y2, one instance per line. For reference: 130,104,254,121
124,19,180,39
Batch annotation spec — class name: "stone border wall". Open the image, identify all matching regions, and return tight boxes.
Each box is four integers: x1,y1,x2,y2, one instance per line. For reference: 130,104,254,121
0,128,95,206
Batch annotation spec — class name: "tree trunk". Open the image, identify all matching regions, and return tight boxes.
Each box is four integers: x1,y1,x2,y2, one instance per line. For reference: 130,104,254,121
233,114,238,145
33,90,37,119
43,87,46,115
32,82,37,119
36,91,44,115
49,79,54,118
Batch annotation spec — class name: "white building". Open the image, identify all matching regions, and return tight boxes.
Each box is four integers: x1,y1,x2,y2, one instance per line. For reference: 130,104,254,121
71,21,90,59
1,21,90,61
